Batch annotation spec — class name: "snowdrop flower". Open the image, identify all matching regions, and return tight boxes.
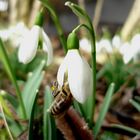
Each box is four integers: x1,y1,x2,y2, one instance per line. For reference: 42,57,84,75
79,38,91,52
130,34,140,61
0,22,29,47
57,32,93,103
112,35,122,49
98,38,112,53
120,34,140,64
0,0,8,12
18,12,53,65
120,42,132,64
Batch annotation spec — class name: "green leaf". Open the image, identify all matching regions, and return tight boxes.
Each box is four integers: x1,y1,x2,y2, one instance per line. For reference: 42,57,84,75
111,124,140,135
0,38,26,119
22,60,45,119
134,96,140,102
0,90,18,110
100,131,119,140
43,86,56,140
0,103,14,140
0,113,24,138
28,93,38,140
73,100,84,117
94,83,115,138
0,92,13,118
129,99,140,112
40,0,67,53
81,95,94,127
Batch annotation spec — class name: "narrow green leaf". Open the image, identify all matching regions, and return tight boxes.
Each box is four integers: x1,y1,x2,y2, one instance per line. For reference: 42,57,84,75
0,113,24,138
0,90,18,110
81,94,94,127
129,99,140,112
40,0,67,53
0,38,26,119
100,131,118,140
94,83,115,138
0,103,14,140
111,124,140,135
73,100,84,117
43,86,56,140
134,96,140,102
28,93,38,140
0,93,13,118
22,60,45,118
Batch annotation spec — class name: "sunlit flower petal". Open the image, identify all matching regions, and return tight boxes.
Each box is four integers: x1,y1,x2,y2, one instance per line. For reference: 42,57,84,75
57,49,92,103
18,25,40,64
79,38,91,52
67,50,92,103
120,42,133,64
57,55,68,87
42,30,53,65
112,35,122,49
98,39,112,53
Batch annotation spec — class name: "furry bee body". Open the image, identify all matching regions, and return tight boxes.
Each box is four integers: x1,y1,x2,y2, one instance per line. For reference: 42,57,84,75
49,81,72,118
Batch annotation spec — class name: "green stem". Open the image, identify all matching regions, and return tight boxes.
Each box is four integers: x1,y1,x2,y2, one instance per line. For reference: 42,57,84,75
73,23,96,126
66,2,97,125
85,16,96,126
90,29,96,125
40,1,67,53
0,38,27,119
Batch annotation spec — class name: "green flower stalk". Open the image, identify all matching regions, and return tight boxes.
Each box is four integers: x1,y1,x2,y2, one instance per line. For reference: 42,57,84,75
0,38,27,119
65,1,96,126
40,0,67,53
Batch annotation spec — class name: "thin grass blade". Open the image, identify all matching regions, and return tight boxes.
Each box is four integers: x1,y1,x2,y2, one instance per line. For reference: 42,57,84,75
94,83,115,138
0,90,18,109
0,103,14,140
28,92,38,140
0,38,26,119
129,99,140,112
43,86,56,140
111,124,140,135
22,60,45,119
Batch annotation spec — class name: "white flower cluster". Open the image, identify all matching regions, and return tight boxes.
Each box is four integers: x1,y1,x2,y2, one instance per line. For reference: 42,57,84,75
0,0,8,12
18,25,53,65
0,22,29,47
17,24,92,103
80,34,140,64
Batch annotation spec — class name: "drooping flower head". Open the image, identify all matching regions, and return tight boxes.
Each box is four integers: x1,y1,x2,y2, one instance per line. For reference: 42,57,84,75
18,10,53,65
57,32,93,103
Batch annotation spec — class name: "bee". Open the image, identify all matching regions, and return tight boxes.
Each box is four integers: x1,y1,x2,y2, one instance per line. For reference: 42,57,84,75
48,81,73,118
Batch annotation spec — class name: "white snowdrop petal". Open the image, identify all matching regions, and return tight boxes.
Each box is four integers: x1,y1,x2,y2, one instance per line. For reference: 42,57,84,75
57,55,68,87
112,35,121,49
67,50,92,103
79,38,91,52
42,29,53,65
18,25,40,64
98,39,112,53
123,52,134,64
120,42,130,55
131,34,140,46
131,34,140,54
